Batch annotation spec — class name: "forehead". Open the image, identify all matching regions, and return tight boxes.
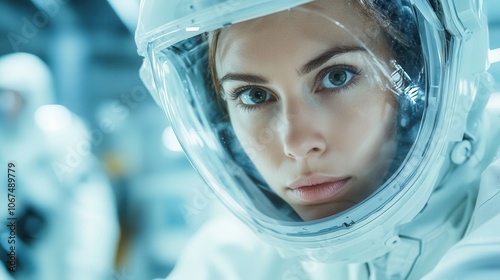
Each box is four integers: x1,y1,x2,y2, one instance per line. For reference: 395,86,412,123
215,0,383,75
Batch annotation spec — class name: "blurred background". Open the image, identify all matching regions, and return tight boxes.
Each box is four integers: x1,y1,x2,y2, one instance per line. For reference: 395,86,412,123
0,0,499,279
0,1,225,279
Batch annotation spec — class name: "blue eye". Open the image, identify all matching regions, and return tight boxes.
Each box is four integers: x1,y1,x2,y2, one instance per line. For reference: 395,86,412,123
239,87,272,105
321,68,355,89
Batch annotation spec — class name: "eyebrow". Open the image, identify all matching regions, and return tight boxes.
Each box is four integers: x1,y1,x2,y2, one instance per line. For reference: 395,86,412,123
299,45,366,75
218,45,366,85
219,73,268,85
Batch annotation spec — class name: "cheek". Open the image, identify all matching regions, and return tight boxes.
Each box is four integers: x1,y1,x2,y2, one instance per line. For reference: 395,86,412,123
329,92,396,168
228,108,282,167
229,111,286,194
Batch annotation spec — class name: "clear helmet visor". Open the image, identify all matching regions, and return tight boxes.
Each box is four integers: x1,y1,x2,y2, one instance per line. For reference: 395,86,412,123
143,0,457,262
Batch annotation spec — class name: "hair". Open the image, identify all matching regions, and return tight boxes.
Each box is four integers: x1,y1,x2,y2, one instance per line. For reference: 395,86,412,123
208,29,222,98
207,29,228,120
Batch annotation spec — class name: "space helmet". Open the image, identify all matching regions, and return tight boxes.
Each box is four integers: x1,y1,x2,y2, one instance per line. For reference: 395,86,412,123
135,0,489,263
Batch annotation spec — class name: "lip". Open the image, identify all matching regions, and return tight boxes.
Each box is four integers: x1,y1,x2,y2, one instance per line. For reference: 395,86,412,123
287,176,351,203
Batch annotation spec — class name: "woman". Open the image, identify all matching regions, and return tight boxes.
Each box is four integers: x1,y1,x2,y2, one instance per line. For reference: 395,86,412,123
135,0,500,279
207,0,426,221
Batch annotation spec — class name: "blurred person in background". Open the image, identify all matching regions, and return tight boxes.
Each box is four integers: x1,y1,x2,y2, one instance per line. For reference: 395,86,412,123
135,0,500,279
0,52,119,280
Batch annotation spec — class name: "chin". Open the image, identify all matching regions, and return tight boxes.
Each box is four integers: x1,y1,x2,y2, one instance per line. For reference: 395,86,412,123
296,201,354,221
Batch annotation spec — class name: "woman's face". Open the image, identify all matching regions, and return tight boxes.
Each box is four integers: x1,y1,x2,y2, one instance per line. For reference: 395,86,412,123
215,0,397,221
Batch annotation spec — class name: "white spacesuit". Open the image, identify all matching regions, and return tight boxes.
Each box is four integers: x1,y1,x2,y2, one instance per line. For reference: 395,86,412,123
0,53,119,280
134,0,500,279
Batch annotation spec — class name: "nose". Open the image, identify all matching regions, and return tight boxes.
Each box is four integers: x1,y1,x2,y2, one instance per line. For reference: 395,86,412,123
281,101,327,160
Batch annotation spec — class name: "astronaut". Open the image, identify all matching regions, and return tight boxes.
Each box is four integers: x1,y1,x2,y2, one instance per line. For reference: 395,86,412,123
0,52,119,280
135,0,500,279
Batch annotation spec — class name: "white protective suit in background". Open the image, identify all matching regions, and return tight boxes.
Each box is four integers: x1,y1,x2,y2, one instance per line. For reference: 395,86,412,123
0,52,119,280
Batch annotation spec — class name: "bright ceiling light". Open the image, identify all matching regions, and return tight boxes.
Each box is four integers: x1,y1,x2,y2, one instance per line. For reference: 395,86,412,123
487,92,500,109
489,48,500,64
162,126,183,152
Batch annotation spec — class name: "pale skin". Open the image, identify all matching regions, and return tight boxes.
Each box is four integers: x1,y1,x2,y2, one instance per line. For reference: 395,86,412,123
215,0,398,221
